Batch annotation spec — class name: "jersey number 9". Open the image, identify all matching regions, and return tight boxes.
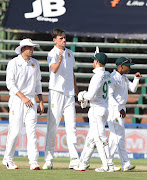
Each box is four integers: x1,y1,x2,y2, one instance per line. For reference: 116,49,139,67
102,81,108,99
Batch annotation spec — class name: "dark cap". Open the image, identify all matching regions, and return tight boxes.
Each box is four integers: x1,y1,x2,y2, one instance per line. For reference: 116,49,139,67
92,52,108,65
115,57,135,66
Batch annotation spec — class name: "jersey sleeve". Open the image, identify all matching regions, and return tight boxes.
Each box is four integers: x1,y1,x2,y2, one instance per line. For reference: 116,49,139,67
127,76,140,93
6,60,19,94
47,51,57,67
83,74,102,100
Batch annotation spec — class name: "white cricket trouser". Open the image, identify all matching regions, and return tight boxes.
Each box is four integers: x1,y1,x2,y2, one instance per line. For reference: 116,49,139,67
80,106,113,169
45,90,79,161
79,131,95,165
4,95,39,164
108,105,131,168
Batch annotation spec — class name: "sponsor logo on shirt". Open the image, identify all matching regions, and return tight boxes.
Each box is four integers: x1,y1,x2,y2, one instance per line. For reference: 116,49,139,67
12,111,14,115
18,64,22,67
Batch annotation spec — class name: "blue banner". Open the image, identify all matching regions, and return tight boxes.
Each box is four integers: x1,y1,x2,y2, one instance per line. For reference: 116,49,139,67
3,0,147,36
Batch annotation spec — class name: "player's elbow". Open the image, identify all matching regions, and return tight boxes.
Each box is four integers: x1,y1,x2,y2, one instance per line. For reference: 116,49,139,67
51,65,58,73
130,87,137,93
51,67,58,73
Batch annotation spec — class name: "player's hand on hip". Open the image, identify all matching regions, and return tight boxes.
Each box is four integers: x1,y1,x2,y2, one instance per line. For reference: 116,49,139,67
22,96,33,108
120,109,126,118
135,72,142,78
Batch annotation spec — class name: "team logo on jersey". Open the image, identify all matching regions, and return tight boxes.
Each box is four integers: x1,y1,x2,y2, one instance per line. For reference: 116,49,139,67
18,64,22,67
67,52,70,58
31,63,35,68
115,118,118,122
12,111,14,115
51,104,54,108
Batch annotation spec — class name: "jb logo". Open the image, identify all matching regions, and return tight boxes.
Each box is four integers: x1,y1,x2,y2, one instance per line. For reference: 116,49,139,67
24,0,66,22
105,0,123,7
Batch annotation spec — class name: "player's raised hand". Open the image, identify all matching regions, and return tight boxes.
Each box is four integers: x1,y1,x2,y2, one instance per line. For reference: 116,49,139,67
135,72,142,78
59,49,63,62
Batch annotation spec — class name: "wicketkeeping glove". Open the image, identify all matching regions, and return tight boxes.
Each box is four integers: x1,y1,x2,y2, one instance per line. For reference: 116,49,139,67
78,91,88,109
78,91,87,102
81,100,88,109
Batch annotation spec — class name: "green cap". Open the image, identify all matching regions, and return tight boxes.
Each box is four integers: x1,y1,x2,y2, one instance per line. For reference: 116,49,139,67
92,52,108,65
115,57,135,66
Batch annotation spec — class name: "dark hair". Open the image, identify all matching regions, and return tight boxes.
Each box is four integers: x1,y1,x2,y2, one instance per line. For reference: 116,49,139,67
51,28,65,38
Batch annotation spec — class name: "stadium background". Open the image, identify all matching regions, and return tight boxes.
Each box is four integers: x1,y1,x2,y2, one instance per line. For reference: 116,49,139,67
0,0,147,159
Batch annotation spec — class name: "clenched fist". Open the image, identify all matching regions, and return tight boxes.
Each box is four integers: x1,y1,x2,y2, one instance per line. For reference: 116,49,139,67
59,50,63,62
135,72,142,78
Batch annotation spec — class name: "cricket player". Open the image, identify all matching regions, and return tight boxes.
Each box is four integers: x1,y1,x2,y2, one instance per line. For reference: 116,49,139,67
43,29,79,170
2,38,44,170
74,52,115,172
108,57,142,171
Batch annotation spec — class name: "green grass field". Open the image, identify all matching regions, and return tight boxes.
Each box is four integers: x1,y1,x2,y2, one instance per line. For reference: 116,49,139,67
0,156,147,180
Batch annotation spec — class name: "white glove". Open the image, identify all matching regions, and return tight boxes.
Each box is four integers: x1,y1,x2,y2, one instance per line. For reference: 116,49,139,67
81,100,88,109
78,91,87,102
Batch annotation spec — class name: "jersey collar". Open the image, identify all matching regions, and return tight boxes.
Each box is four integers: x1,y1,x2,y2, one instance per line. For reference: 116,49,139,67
113,69,126,78
19,54,33,64
93,67,105,74
54,46,66,52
